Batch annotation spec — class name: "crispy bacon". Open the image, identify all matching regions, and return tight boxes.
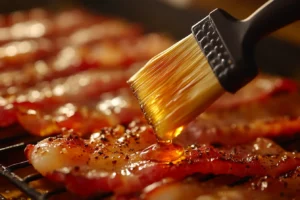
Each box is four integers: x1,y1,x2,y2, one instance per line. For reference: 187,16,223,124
0,34,170,95
25,123,300,195
0,38,56,69
0,72,295,134
208,74,298,110
0,18,142,71
176,93,300,146
11,67,134,123
12,74,297,138
140,167,300,200
0,8,49,27
0,68,130,127
17,89,142,136
67,20,142,46
80,33,172,67
0,9,105,44
0,33,171,128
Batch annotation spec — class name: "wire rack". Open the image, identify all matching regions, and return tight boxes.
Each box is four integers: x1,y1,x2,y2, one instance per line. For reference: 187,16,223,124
0,126,116,200
0,128,66,200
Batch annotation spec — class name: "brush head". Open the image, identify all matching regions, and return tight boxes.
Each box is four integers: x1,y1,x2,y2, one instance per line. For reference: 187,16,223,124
128,34,224,141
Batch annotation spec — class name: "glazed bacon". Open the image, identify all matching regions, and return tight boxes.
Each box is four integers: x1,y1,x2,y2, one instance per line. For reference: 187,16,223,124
0,8,49,27
6,68,133,127
25,123,300,196
0,34,171,128
176,93,300,146
0,38,56,69
17,89,142,136
209,74,298,110
0,9,105,44
0,68,130,127
66,19,142,46
140,167,300,200
174,75,300,146
0,34,171,94
2,73,299,136
0,18,142,71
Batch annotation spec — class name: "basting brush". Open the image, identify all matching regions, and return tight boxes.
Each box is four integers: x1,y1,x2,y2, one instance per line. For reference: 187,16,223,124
128,0,300,141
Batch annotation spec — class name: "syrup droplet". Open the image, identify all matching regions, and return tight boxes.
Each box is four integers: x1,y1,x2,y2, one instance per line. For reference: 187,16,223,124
141,142,184,163
156,126,184,142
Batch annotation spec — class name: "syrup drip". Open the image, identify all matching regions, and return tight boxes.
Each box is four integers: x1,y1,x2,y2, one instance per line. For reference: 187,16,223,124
141,142,184,163
156,126,184,142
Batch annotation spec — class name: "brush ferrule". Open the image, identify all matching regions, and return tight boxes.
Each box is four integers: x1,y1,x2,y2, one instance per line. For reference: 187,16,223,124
191,13,257,93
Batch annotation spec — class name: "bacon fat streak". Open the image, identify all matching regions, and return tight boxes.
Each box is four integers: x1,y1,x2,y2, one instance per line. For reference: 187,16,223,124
25,123,300,195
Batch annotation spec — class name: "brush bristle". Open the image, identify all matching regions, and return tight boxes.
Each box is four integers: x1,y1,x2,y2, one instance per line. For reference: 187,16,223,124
128,34,224,141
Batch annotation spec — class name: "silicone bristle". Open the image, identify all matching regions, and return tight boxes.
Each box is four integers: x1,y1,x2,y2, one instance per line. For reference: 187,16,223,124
128,34,224,141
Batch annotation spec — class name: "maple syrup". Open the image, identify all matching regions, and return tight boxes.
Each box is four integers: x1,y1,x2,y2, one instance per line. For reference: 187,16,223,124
141,142,184,163
156,126,184,142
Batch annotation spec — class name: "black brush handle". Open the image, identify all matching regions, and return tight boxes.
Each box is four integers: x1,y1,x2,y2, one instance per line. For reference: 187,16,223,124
192,0,300,93
243,0,300,43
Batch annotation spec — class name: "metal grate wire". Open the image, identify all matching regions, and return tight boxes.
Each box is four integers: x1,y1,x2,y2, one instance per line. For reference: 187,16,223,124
0,139,66,200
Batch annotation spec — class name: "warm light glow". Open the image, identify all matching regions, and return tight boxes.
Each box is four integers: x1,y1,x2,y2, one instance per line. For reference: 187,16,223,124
141,143,184,163
173,126,184,138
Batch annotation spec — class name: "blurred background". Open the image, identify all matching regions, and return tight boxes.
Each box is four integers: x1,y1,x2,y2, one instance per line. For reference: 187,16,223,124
0,0,298,78
164,0,300,45
0,0,298,43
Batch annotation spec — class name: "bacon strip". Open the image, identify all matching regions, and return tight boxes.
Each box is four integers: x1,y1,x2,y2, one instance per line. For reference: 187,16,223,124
0,68,129,126
0,18,142,71
12,67,133,119
209,74,298,110
66,20,142,46
25,124,300,195
17,89,142,136
0,73,296,134
0,34,170,95
140,167,300,200
0,9,105,44
0,38,57,69
0,8,49,27
0,34,171,128
176,93,300,146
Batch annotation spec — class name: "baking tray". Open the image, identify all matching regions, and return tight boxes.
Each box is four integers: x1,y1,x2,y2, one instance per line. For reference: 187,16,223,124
0,0,299,199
